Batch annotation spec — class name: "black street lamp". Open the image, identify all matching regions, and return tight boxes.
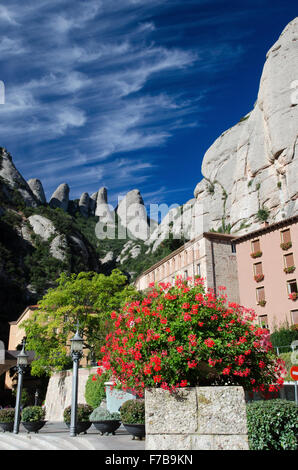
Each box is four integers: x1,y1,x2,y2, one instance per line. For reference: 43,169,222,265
13,338,29,434
69,324,84,437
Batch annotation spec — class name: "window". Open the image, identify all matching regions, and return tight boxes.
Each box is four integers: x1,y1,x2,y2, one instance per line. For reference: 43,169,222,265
291,310,298,325
256,287,265,302
287,280,298,294
258,315,269,328
284,253,295,268
281,229,291,244
231,243,236,253
184,270,188,279
253,262,263,276
197,263,201,277
252,239,261,253
172,276,175,286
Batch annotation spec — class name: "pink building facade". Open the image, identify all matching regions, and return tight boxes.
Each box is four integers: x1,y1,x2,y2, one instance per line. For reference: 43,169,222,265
235,216,298,331
135,232,240,304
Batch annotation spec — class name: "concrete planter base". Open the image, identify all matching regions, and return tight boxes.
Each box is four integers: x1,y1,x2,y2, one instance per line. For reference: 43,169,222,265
145,386,249,450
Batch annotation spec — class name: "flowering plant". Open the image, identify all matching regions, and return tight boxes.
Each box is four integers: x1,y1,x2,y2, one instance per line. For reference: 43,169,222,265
254,274,264,282
97,278,286,397
258,300,266,307
289,292,297,301
280,242,292,251
284,266,295,274
250,251,262,259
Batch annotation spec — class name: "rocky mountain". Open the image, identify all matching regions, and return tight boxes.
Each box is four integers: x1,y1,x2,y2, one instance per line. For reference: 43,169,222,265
193,18,298,234
0,18,297,342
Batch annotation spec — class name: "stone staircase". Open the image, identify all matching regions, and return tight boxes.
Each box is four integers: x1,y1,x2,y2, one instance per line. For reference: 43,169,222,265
0,423,145,451
0,432,98,450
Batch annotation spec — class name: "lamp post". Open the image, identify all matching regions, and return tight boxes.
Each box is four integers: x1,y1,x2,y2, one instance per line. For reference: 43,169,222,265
69,324,84,437
34,389,39,406
13,338,29,434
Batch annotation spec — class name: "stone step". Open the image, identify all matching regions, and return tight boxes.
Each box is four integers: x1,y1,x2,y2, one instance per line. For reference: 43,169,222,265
0,432,98,451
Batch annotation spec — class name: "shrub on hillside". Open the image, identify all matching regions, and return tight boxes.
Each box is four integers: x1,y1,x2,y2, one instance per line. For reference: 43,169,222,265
246,400,298,450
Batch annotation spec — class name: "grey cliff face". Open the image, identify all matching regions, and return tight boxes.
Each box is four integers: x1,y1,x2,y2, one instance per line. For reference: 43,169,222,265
193,18,298,235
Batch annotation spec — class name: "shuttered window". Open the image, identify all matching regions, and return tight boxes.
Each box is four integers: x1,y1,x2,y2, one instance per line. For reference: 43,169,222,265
259,315,268,328
254,263,263,275
287,280,298,294
252,239,261,253
281,229,291,244
291,310,298,325
256,287,265,302
284,253,294,268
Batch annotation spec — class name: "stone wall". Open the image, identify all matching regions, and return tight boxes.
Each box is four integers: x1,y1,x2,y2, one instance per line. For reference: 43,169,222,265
44,367,97,421
145,386,249,450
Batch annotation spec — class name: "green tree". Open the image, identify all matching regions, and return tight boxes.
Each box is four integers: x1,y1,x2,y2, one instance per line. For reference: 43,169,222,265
23,269,140,376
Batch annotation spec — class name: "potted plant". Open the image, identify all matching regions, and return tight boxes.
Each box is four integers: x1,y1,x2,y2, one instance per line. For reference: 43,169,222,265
0,408,15,432
280,242,292,251
63,404,93,434
289,292,297,301
254,274,264,282
284,266,295,274
250,251,262,259
89,408,121,435
258,299,266,307
96,277,286,450
21,406,46,433
120,399,145,440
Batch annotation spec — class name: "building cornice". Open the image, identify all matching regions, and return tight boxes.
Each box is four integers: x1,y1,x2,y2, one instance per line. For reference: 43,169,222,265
234,215,298,244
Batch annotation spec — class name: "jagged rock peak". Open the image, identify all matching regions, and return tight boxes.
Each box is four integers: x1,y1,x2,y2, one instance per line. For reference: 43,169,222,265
95,187,114,222
79,192,90,218
0,147,38,207
27,178,46,205
116,189,149,241
97,187,108,204
49,183,70,211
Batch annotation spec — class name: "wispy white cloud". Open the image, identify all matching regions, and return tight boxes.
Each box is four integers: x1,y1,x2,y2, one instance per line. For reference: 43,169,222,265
0,0,248,201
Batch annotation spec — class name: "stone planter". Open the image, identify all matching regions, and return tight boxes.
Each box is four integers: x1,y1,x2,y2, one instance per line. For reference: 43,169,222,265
0,422,14,433
65,421,91,434
123,423,145,440
22,421,47,434
145,386,249,450
91,420,121,435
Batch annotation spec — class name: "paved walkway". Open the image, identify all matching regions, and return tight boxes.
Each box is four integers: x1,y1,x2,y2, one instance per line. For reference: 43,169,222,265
0,422,145,450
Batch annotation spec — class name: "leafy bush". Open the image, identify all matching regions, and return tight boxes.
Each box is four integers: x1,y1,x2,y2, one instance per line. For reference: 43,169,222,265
279,352,295,381
271,325,298,351
0,408,15,423
256,207,269,222
63,404,93,423
89,408,120,421
98,279,286,396
246,400,298,450
85,371,110,409
120,399,145,425
21,406,46,423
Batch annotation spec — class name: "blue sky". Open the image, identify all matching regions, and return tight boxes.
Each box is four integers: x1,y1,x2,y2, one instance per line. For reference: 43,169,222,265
0,0,297,209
